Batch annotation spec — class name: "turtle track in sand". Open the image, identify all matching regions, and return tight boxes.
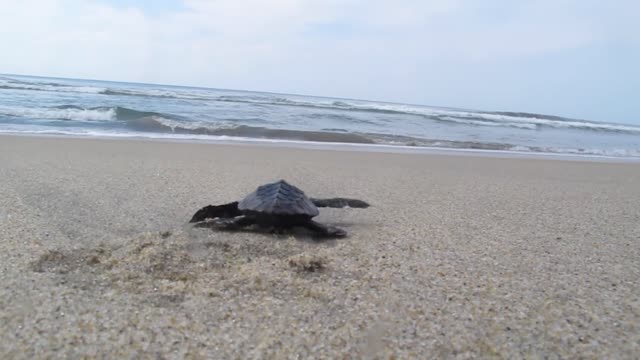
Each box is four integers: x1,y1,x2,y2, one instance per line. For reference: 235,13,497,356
28,227,353,308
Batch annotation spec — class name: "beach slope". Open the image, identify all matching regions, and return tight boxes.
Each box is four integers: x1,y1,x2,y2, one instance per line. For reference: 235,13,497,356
1,135,639,358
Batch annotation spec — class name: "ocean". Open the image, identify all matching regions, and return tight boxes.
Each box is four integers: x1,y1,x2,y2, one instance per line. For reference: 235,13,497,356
1,74,639,158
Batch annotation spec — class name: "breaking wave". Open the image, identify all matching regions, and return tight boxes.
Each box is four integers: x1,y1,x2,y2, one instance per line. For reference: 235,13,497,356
3,75,640,135
102,89,205,100
125,116,376,144
0,78,105,94
0,105,116,121
132,93,640,134
0,105,174,123
202,95,640,134
0,104,375,144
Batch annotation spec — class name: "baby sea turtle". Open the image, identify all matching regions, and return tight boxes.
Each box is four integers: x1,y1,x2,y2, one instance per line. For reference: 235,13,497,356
190,180,369,238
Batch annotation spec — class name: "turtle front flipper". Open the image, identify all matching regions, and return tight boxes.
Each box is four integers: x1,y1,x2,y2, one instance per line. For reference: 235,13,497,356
190,201,241,223
310,198,370,209
212,216,255,229
302,220,347,239
194,215,256,231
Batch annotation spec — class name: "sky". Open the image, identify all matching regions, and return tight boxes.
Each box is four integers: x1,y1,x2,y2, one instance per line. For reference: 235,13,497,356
1,0,638,124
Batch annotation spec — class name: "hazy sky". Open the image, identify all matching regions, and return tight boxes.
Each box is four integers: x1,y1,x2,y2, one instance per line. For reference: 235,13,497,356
1,0,638,124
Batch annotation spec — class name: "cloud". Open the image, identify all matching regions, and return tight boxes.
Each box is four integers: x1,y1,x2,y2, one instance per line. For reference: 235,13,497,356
0,0,638,122
0,0,603,69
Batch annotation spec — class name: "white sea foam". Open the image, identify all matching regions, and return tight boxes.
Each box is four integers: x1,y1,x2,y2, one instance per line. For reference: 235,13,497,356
371,106,640,133
438,116,538,130
0,105,116,121
509,145,640,158
104,88,208,100
1,127,638,161
0,80,106,94
146,115,238,131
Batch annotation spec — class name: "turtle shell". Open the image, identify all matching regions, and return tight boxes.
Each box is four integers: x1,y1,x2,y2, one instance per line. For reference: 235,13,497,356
238,180,319,217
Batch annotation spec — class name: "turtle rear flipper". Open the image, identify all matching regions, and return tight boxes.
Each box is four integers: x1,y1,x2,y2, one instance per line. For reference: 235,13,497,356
302,220,347,239
190,201,241,223
311,198,369,209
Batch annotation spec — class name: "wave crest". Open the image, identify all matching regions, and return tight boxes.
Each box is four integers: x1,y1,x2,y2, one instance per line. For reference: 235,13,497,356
125,116,376,144
0,105,184,123
0,105,116,121
0,78,105,94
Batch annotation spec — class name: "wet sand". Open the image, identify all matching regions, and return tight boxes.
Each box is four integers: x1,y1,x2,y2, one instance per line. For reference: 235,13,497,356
0,135,639,358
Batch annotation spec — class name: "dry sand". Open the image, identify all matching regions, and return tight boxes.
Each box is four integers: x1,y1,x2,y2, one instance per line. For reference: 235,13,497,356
0,135,639,359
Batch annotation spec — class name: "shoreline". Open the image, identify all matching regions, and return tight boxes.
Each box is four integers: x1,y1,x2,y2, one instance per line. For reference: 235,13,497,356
2,132,639,163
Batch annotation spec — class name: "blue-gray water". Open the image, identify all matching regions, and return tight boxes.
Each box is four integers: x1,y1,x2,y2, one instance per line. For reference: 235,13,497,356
1,74,639,158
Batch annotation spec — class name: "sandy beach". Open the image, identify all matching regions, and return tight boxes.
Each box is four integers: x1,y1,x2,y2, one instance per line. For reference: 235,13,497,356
0,135,638,358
